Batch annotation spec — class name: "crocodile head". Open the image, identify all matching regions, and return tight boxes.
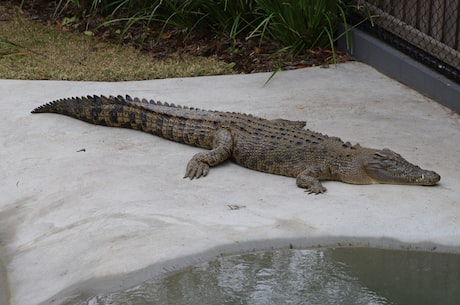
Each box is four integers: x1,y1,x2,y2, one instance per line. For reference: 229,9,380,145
363,148,440,185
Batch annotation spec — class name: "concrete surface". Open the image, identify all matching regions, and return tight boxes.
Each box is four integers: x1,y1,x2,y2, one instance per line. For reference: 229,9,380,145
1,62,459,305
338,26,460,113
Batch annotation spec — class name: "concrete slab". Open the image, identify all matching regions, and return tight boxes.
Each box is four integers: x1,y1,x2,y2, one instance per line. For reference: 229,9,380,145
1,62,459,305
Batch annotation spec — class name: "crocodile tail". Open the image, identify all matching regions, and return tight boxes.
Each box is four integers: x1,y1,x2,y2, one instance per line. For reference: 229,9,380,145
32,95,116,113
31,95,139,126
32,95,218,148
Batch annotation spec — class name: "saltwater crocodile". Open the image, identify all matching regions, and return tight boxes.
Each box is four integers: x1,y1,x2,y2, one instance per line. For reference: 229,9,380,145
32,95,440,194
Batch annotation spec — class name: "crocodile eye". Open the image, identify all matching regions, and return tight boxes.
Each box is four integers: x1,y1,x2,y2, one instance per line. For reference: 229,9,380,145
373,151,391,159
374,152,386,158
374,149,401,161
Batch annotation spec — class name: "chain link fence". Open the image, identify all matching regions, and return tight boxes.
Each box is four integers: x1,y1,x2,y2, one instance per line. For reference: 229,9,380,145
353,0,460,83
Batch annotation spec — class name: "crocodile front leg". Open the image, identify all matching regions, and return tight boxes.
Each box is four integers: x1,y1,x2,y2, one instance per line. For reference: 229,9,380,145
296,167,328,194
184,128,233,179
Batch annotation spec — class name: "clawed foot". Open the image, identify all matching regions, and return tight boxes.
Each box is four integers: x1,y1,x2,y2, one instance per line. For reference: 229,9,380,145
184,159,210,179
296,170,327,194
304,184,327,194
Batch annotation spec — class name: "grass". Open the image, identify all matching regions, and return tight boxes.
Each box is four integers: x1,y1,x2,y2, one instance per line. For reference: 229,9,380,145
0,1,370,81
84,0,369,80
0,14,233,81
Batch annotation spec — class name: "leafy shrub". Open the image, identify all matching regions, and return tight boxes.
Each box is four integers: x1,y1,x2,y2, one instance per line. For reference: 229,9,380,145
55,0,369,64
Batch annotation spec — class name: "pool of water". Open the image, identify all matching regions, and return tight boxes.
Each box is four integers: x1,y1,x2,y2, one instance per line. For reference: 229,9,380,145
70,248,460,305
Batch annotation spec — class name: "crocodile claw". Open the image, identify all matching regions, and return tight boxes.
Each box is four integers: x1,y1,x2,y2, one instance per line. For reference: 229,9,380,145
184,159,210,179
305,185,327,194
296,170,327,194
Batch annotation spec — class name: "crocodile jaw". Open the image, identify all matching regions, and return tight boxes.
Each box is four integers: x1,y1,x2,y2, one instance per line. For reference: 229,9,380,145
363,149,441,186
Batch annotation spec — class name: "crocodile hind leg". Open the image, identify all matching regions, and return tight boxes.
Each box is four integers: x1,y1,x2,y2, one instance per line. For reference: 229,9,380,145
184,128,233,179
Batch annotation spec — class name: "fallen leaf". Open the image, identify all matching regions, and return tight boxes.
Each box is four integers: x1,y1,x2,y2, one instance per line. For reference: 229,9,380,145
162,32,173,40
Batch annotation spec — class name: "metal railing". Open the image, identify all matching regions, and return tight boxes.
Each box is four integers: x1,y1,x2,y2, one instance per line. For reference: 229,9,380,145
357,0,460,80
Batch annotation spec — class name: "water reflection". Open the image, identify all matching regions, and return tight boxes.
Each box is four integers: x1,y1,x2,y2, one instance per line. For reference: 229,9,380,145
72,248,460,305
330,248,460,305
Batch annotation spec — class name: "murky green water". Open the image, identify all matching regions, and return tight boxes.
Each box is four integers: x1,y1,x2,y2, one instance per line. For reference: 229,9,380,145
74,248,460,305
